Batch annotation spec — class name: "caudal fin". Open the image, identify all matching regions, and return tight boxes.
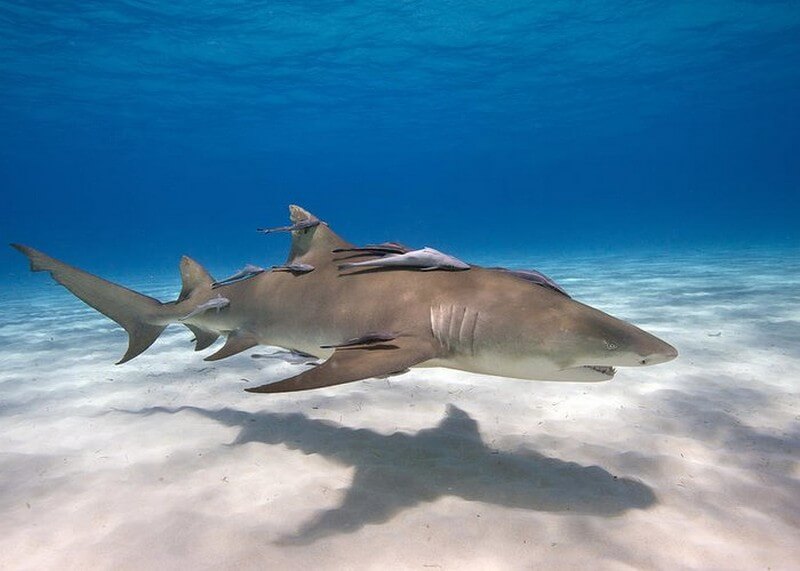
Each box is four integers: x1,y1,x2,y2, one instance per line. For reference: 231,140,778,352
11,243,169,364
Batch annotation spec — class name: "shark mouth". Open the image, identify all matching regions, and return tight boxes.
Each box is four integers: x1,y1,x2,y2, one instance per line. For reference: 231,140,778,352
582,365,617,377
556,364,617,382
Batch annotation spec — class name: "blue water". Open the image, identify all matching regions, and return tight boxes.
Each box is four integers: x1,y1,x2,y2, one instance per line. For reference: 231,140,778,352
3,5,800,567
2,1,799,277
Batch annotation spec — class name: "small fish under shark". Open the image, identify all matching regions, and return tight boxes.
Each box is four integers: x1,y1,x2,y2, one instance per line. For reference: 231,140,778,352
320,331,397,349
11,204,677,394
251,349,320,365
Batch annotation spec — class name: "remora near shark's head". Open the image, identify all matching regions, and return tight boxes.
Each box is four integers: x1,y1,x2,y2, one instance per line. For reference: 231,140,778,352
11,204,677,393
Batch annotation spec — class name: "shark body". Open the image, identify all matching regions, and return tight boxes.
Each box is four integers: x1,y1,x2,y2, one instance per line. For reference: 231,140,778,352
11,205,677,393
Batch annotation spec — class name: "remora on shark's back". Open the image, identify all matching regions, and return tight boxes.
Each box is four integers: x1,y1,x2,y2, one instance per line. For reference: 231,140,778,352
338,247,470,272
11,205,677,394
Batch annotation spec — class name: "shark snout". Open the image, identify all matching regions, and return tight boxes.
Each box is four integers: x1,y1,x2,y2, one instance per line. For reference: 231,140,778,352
637,339,678,366
570,311,679,370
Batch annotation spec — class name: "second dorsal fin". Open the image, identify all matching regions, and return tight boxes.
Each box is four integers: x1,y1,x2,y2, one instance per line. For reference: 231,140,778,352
178,256,214,302
285,205,351,263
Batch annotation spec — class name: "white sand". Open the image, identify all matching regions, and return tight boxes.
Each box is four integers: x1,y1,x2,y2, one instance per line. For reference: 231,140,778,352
1,250,798,570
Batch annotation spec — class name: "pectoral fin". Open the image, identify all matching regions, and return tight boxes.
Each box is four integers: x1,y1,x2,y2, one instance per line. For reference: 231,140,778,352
244,337,437,393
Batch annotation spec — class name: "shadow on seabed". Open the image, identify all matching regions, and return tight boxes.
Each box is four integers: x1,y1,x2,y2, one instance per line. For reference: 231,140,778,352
120,403,656,545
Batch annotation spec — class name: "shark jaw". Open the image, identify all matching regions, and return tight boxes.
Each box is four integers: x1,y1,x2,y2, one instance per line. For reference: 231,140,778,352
552,344,678,382
560,365,617,381
434,355,621,383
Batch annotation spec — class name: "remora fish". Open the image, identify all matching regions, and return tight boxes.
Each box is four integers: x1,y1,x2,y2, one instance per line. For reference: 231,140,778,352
212,264,265,288
271,263,315,274
338,247,471,271
256,217,320,234
11,204,677,393
332,242,410,255
488,267,570,297
180,294,230,321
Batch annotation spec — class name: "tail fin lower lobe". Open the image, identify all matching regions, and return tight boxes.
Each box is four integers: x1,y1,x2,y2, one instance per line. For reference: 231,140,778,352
11,243,169,364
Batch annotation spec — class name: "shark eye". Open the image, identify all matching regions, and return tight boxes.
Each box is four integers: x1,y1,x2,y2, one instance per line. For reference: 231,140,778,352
605,340,618,351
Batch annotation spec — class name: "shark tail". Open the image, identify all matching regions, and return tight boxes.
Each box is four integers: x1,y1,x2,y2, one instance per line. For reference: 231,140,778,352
10,244,189,364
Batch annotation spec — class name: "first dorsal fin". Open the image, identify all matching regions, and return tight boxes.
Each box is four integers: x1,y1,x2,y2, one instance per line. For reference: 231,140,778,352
285,205,351,263
178,256,214,302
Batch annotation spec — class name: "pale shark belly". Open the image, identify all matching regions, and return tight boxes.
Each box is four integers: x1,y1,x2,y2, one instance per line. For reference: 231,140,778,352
415,354,612,382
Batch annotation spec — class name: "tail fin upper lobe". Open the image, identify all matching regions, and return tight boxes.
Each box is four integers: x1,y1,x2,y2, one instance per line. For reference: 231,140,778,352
11,243,170,364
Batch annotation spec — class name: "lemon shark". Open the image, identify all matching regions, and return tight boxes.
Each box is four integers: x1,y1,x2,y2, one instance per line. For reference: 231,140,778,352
11,205,677,393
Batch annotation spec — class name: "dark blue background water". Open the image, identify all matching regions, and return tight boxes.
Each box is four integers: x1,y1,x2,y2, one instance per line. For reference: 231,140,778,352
2,1,799,278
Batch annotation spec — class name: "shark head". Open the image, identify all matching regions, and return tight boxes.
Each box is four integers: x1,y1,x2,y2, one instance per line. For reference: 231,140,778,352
464,286,678,383
542,299,678,381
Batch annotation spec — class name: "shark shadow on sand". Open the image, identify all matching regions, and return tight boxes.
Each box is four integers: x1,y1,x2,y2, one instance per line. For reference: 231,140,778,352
123,404,656,545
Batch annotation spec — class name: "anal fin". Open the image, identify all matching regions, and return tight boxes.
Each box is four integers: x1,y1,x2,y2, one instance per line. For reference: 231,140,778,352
204,330,258,361
245,336,437,393
185,324,220,351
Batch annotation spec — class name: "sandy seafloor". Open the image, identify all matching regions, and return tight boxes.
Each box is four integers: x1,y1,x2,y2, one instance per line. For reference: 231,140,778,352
0,248,798,570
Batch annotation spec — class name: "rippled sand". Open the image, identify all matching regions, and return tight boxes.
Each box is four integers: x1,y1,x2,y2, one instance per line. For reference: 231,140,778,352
1,249,798,570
